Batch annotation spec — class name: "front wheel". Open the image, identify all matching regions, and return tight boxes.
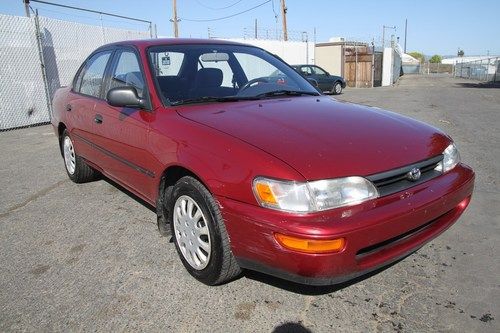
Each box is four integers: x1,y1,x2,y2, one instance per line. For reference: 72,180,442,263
332,81,343,95
169,176,241,285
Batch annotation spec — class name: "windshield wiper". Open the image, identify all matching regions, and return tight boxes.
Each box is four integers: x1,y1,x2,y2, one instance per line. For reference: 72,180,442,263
255,90,320,98
171,96,259,106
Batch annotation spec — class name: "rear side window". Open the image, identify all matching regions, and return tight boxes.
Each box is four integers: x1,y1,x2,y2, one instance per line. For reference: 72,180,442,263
78,51,111,98
299,66,312,75
107,50,145,98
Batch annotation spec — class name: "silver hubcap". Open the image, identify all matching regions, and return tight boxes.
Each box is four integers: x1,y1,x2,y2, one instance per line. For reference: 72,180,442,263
173,195,211,270
63,136,76,175
335,83,342,94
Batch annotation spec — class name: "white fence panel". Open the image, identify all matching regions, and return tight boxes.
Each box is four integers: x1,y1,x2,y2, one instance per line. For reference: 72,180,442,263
0,14,151,130
224,38,314,66
38,17,150,93
0,14,49,130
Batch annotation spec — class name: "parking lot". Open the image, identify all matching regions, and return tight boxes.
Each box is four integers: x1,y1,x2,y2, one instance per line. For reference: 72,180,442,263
0,75,498,332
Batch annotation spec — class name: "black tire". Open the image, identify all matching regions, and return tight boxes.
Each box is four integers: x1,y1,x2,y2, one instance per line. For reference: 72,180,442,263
332,81,343,95
169,176,241,285
61,129,97,183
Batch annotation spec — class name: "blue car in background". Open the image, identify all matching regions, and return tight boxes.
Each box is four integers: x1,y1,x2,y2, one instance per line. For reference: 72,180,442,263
292,64,346,95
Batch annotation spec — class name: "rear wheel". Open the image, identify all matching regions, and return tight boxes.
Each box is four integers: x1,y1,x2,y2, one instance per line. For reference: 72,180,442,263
61,129,97,183
169,176,241,285
333,81,343,95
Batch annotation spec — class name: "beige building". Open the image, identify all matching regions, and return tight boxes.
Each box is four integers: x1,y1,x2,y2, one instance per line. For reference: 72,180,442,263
315,41,345,76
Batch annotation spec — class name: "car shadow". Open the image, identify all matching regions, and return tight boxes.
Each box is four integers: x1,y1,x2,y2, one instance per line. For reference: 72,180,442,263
454,81,500,88
272,322,312,333
242,257,407,295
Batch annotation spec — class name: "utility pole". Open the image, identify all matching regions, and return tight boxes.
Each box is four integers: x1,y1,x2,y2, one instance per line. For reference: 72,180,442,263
404,19,408,53
280,0,288,41
23,0,30,17
371,39,375,88
171,0,179,37
255,19,257,39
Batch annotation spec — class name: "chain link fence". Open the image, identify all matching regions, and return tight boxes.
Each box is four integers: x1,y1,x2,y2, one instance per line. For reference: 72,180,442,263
0,13,152,131
0,14,50,130
403,63,454,75
242,27,310,42
454,57,500,82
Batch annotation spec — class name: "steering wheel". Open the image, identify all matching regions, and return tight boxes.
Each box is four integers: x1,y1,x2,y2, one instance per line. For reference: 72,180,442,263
239,77,269,93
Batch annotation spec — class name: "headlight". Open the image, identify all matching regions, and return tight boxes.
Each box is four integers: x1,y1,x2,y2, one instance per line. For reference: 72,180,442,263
435,143,460,173
253,176,378,213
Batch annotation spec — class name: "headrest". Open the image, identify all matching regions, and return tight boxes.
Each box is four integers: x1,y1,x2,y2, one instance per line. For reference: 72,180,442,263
195,68,223,87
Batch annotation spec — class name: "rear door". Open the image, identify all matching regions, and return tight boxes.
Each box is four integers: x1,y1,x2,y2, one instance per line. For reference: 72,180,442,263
67,50,112,165
92,47,157,200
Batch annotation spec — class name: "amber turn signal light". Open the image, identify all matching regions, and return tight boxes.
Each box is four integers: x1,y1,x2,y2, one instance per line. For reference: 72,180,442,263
255,182,278,205
274,233,346,254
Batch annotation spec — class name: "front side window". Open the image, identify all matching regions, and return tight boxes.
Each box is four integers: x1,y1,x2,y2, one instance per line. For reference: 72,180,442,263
78,51,111,98
148,44,318,105
107,50,145,98
311,66,327,75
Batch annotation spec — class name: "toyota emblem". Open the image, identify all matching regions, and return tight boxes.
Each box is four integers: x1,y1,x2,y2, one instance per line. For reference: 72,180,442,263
407,167,421,181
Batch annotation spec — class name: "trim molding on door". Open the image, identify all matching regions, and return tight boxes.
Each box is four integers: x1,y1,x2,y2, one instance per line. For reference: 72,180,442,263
72,132,155,178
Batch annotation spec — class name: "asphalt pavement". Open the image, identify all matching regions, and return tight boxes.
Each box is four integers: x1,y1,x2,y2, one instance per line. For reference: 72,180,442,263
0,75,498,332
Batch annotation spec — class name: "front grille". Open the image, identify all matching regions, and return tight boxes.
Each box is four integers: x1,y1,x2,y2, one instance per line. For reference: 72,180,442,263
366,155,443,197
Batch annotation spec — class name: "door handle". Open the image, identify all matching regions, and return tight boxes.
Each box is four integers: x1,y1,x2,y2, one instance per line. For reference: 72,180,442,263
65,104,72,112
94,114,103,124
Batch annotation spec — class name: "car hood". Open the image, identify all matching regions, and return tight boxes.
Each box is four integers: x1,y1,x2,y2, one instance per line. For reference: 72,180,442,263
176,96,449,180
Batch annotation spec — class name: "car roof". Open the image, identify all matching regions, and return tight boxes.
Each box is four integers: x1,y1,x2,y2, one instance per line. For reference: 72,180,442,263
97,38,250,50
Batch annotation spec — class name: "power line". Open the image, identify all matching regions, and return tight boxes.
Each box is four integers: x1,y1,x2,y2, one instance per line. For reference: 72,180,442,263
35,7,148,27
27,0,151,24
194,0,244,10
270,0,278,21
182,0,271,22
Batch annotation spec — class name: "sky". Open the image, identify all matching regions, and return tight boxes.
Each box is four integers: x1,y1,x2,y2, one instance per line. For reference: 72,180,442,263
1,0,499,56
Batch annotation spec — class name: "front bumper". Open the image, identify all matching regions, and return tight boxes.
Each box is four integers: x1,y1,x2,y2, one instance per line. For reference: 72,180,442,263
218,164,474,285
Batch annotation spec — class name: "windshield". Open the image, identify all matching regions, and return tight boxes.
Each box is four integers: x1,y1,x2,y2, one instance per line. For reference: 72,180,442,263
148,44,319,105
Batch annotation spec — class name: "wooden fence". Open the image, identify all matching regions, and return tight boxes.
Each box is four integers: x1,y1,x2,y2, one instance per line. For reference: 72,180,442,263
343,47,383,88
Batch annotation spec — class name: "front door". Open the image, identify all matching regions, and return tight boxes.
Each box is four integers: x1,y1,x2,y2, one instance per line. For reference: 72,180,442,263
92,48,157,201
310,65,331,91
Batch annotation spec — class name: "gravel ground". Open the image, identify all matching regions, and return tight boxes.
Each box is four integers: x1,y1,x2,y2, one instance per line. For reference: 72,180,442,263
0,75,498,332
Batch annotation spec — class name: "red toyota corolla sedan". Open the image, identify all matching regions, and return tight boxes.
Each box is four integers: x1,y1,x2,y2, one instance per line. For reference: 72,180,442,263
51,39,474,286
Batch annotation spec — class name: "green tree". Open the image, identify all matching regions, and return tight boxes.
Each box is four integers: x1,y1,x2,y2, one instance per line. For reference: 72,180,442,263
408,51,425,63
429,55,442,63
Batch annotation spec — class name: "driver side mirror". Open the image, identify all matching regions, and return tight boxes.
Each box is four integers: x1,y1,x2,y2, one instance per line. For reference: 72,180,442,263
107,86,145,109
